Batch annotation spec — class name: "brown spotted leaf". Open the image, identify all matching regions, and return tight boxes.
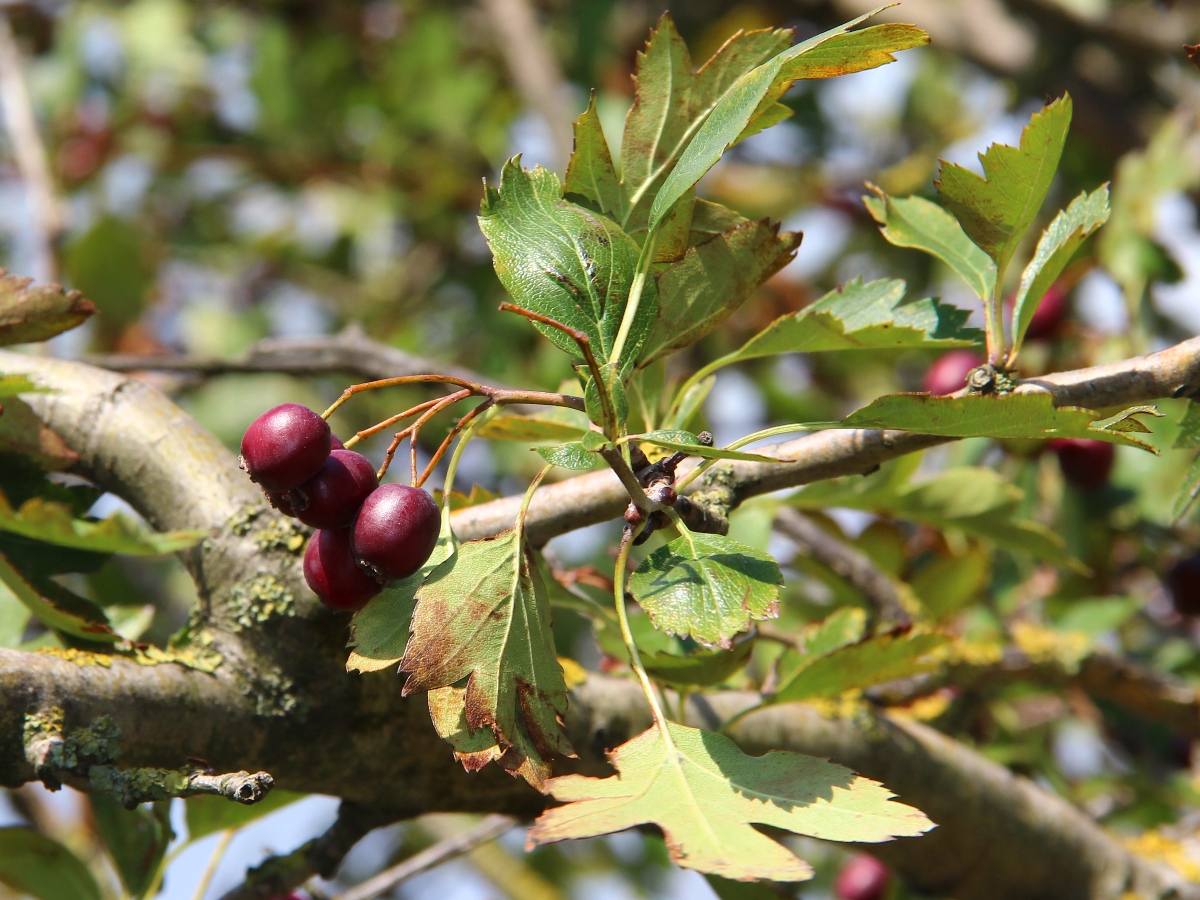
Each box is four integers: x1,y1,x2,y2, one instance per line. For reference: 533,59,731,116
400,530,574,786
0,272,96,346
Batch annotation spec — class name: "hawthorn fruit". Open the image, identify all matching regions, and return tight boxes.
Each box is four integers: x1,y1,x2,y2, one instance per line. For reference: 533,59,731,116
353,483,441,581
835,853,890,900
293,450,379,530
1023,283,1070,341
303,526,382,613
1167,554,1200,617
240,403,332,492
923,350,984,396
1048,438,1115,490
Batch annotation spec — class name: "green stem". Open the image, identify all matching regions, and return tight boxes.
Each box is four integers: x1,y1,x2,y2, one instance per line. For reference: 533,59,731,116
613,526,671,732
191,828,236,900
516,465,551,539
441,406,497,502
985,263,1010,367
609,232,658,368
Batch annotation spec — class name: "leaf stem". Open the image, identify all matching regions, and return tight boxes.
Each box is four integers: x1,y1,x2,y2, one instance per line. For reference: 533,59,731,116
613,525,671,732
192,828,236,900
516,464,552,537
609,231,658,369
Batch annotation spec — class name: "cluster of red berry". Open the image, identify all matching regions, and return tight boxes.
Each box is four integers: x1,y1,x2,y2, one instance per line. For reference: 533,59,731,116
239,403,440,612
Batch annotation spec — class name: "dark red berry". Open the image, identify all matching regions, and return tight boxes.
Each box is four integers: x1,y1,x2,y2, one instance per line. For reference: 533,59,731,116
923,350,985,396
1023,283,1070,341
835,854,890,900
304,527,382,612
1048,438,1115,490
352,484,441,581
1167,554,1200,617
265,488,298,517
293,450,379,529
240,404,332,492
330,434,345,451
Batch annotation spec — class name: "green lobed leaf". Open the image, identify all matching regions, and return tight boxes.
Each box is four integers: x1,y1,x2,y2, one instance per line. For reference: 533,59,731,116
863,186,996,301
0,551,118,642
935,95,1072,276
649,15,928,231
830,391,1159,448
595,609,755,688
399,529,574,786
527,722,933,881
480,160,656,371
476,414,587,443
0,827,103,900
707,278,980,372
584,363,629,429
0,272,96,346
773,632,948,703
799,607,866,657
91,797,173,899
628,528,782,647
1011,185,1110,355
639,218,802,365
536,441,601,470
347,510,456,673
565,93,626,221
0,495,203,556
185,790,305,841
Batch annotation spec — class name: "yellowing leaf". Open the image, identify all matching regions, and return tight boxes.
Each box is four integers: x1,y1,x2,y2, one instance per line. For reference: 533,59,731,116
528,722,933,881
0,273,96,346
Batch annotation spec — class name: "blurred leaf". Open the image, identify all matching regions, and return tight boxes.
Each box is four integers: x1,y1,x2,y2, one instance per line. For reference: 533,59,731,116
1173,402,1200,449
1052,597,1140,638
481,160,655,372
792,461,1075,566
0,495,203,555
629,528,782,647
640,219,801,365
0,827,102,900
863,186,996,301
668,374,716,430
186,790,305,842
774,632,947,703
936,96,1072,275
1172,452,1200,523
566,94,625,220
830,392,1159,448
65,217,154,331
536,442,600,470
400,529,573,788
91,797,173,899
799,607,867,656
650,15,928,230
0,273,96,346
596,611,755,687
910,547,990,620
528,722,932,881
707,278,980,374
584,363,629,428
0,551,118,642
477,415,587,443
0,397,77,471
1011,186,1110,354
0,569,30,647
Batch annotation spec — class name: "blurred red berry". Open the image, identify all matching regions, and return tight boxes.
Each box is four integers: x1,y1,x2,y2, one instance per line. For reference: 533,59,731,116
1023,283,1070,341
835,853,890,900
923,350,984,396
1167,554,1200,617
1048,438,1115,490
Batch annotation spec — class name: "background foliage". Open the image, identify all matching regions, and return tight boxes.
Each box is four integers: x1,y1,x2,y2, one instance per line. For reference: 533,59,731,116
2,0,1200,898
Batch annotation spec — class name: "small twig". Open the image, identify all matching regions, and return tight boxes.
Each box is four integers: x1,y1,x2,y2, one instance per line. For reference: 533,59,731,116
217,802,403,900
477,0,573,169
0,12,63,283
415,400,493,489
334,814,516,900
774,507,911,632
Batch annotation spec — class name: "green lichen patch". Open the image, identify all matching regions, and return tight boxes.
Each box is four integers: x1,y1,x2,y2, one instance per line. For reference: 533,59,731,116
37,647,113,667
50,715,122,770
133,643,223,673
249,667,301,717
89,765,189,806
227,505,262,537
228,574,295,630
252,517,307,555
23,706,64,746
